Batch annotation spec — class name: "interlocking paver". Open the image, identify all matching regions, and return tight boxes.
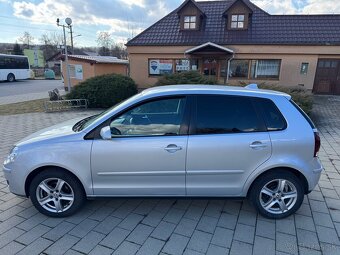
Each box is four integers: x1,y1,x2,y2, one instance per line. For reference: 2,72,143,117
297,229,321,250
207,244,229,255
43,221,76,241
113,241,140,255
253,236,275,255
196,215,218,233
136,237,164,255
187,230,212,253
151,221,176,241
126,224,154,245
0,241,25,255
94,215,121,234
44,234,79,255
72,231,105,254
162,233,189,255
100,227,130,249
229,240,253,255
68,218,99,238
17,237,53,255
16,224,51,245
211,227,233,248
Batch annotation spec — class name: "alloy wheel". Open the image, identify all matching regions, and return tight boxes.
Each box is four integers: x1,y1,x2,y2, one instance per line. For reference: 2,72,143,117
36,178,74,213
259,179,298,214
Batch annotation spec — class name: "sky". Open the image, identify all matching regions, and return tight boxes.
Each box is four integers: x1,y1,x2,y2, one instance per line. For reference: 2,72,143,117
1,0,340,47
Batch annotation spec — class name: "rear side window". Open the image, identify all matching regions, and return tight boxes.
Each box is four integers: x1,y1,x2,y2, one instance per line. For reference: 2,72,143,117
255,98,287,131
290,100,316,129
195,95,265,134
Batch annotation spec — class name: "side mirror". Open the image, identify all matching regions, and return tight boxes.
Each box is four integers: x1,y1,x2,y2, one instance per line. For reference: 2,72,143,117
100,126,111,140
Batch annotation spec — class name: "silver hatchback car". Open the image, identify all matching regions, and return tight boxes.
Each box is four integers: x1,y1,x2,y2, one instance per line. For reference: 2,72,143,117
3,85,323,219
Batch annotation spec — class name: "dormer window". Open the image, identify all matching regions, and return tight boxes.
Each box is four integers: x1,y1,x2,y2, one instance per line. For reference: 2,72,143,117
184,16,197,29
231,14,245,29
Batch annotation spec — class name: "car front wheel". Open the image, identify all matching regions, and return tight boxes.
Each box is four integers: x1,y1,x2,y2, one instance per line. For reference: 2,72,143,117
250,171,304,219
29,169,85,217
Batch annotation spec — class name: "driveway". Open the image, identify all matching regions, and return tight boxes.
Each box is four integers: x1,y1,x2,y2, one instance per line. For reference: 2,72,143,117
0,96,339,255
0,80,64,105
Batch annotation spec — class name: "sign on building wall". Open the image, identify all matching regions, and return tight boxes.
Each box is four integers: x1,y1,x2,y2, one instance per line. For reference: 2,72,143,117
69,64,83,80
149,59,173,75
176,59,190,72
23,49,44,68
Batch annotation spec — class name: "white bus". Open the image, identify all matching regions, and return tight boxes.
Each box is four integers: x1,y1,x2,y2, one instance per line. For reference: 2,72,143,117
0,54,30,82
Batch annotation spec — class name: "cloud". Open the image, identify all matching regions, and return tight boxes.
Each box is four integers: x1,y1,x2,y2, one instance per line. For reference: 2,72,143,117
252,0,340,14
10,0,340,46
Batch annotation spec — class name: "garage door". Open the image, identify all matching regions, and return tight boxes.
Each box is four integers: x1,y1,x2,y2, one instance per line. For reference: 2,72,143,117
313,59,340,95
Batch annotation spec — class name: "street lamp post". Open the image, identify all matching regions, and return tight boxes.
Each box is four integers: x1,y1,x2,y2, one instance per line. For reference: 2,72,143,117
57,17,73,92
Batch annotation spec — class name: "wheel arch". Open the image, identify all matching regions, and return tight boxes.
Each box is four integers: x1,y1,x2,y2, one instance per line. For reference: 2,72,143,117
25,165,86,197
246,167,309,197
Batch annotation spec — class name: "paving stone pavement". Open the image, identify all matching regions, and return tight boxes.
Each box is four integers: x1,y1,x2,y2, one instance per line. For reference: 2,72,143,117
0,96,339,255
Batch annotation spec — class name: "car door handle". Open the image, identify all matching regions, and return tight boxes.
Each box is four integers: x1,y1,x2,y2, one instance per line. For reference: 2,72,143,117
250,141,268,149
164,144,182,153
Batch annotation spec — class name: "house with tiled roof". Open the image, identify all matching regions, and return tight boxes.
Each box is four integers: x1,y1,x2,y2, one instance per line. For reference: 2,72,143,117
126,0,340,95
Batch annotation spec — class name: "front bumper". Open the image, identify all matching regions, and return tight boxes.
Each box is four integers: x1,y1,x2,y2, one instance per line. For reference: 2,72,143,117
3,164,27,197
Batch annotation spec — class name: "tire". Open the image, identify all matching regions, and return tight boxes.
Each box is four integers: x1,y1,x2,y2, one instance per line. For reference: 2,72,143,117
7,73,15,82
29,168,86,217
249,170,304,219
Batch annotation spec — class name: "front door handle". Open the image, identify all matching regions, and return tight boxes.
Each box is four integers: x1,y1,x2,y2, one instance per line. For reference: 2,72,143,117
250,141,268,149
164,144,182,153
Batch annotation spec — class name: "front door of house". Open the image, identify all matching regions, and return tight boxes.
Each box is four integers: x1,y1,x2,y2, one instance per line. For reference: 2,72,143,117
203,59,218,77
313,59,340,95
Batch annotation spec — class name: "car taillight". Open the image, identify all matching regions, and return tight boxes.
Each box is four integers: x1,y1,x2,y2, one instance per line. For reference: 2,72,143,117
314,131,321,157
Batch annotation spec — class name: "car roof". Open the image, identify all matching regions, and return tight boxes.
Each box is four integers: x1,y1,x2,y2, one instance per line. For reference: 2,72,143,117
141,85,291,99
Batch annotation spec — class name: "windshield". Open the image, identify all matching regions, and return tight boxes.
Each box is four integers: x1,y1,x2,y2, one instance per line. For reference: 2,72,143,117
73,94,141,132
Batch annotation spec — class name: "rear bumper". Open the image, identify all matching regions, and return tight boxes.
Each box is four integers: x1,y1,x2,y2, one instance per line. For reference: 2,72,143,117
307,157,323,192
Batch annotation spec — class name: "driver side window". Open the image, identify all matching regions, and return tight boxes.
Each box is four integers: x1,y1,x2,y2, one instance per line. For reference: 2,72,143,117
109,97,186,137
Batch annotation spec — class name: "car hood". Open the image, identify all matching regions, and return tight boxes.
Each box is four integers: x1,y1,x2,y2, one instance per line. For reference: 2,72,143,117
16,117,86,146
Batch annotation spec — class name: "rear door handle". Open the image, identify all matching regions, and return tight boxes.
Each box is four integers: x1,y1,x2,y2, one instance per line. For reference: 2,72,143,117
250,141,268,149
164,144,182,153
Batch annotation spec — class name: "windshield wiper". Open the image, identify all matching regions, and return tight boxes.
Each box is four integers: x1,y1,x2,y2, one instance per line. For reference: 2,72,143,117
73,115,98,132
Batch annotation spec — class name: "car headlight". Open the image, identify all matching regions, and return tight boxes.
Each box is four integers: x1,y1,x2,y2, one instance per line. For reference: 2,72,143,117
3,146,19,165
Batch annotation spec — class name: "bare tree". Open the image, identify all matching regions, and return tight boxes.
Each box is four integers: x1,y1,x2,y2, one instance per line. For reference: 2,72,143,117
39,32,64,65
96,31,114,56
18,31,34,49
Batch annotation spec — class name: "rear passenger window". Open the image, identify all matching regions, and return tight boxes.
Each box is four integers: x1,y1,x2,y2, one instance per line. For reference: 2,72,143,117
195,95,264,134
256,99,286,131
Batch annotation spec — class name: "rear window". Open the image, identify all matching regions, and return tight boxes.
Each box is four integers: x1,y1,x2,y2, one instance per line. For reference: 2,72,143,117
255,98,287,131
195,95,265,134
290,100,316,129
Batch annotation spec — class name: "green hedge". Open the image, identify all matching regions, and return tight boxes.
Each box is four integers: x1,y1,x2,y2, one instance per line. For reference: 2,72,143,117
238,82,313,115
66,74,138,108
155,71,216,86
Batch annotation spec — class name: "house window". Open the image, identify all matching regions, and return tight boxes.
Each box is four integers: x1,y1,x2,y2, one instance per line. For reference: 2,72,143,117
184,16,197,29
300,63,309,75
221,59,281,80
231,14,245,29
250,60,281,79
229,60,249,78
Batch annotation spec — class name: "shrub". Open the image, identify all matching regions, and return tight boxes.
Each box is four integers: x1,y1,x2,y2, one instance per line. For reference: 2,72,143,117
155,71,217,86
238,81,313,115
66,74,138,108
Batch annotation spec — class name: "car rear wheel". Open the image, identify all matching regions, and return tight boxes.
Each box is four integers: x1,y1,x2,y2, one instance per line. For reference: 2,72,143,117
7,73,15,82
29,169,85,217
249,171,304,219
